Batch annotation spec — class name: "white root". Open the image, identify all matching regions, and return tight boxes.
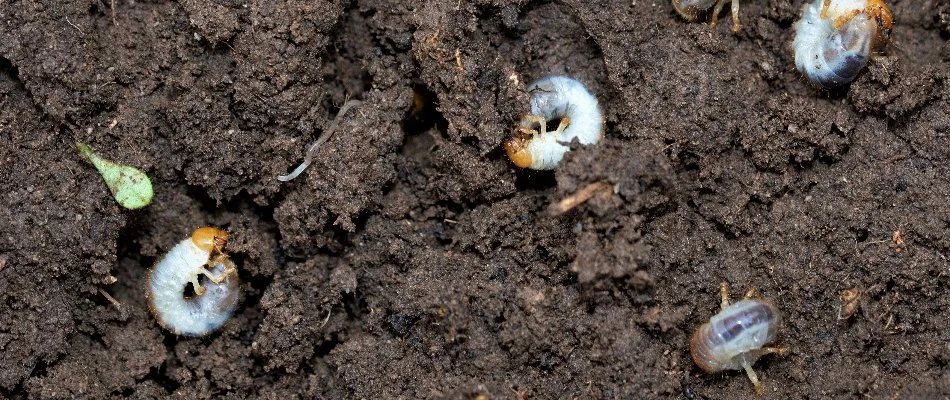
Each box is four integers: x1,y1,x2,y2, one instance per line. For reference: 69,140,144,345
278,100,363,182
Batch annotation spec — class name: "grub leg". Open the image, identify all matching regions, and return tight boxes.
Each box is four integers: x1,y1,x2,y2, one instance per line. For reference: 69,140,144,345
199,263,235,284
730,0,741,32
719,282,731,310
742,360,764,396
190,277,206,296
521,115,548,136
820,0,831,19
555,117,570,134
709,0,727,28
743,287,760,299
749,346,790,358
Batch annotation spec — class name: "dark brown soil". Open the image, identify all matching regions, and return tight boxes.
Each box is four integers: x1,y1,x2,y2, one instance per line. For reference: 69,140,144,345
1,0,947,398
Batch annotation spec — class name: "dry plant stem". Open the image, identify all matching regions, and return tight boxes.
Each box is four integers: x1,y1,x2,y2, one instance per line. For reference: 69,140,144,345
278,100,363,181
97,288,122,310
549,181,612,216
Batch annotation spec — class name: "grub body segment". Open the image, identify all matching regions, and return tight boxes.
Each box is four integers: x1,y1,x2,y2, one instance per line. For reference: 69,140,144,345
793,0,892,87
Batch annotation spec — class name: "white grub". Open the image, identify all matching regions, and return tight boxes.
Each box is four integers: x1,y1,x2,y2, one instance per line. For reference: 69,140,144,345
690,284,788,395
504,76,603,170
672,0,741,32
278,100,362,182
146,227,240,336
793,0,893,88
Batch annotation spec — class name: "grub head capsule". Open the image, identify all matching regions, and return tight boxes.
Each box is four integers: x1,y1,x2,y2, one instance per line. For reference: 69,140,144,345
191,226,229,253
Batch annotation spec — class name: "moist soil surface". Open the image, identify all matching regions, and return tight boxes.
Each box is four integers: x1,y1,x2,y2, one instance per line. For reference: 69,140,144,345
1,0,948,398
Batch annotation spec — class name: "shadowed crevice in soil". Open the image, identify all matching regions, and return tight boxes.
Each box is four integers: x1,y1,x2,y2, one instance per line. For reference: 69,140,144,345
0,56,20,84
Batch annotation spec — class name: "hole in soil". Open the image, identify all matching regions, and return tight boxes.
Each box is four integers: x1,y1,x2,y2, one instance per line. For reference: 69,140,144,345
461,135,480,148
0,56,19,81
894,179,906,193
403,84,447,136
400,83,451,172
146,361,181,393
854,228,869,242
513,169,556,191
385,313,419,337
342,291,368,320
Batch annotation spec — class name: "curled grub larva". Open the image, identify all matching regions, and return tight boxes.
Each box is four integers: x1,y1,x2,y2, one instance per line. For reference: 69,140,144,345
672,0,741,32
146,227,240,336
278,100,362,182
793,0,893,88
504,76,603,170
690,283,788,395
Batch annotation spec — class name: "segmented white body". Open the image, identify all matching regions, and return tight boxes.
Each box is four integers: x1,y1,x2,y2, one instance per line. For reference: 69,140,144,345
793,0,884,87
690,299,780,372
672,0,719,20
519,76,603,170
147,236,239,336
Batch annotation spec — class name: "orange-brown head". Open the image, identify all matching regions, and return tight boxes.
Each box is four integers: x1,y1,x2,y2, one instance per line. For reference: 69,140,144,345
865,0,893,47
191,227,229,253
504,137,533,169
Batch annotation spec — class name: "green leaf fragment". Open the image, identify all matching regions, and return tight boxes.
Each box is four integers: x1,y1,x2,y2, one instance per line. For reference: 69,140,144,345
76,142,153,209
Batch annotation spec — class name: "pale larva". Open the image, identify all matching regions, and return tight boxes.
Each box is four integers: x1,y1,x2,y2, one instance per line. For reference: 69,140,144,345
690,284,788,395
504,76,604,170
672,0,741,32
793,0,893,88
146,227,240,336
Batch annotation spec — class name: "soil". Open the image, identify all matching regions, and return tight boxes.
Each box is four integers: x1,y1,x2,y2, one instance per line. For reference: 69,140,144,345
0,0,947,398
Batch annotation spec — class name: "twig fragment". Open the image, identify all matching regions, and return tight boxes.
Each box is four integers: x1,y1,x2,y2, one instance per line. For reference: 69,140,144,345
98,288,122,310
548,181,613,216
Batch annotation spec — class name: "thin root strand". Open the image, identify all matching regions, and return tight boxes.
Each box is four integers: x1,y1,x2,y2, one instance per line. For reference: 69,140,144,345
278,100,363,182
